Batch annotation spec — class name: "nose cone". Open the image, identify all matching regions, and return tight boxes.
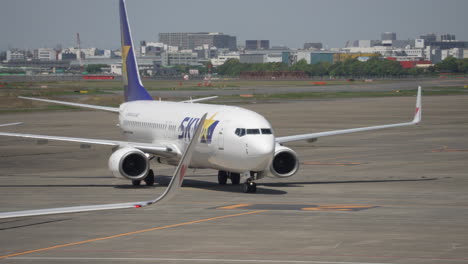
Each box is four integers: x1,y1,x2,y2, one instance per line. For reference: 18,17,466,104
248,136,275,171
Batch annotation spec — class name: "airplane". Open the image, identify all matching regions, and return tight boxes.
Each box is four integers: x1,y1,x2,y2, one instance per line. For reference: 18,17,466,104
0,0,421,218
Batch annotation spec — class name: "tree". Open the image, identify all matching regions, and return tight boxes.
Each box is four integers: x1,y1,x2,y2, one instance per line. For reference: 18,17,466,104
435,56,459,72
457,58,468,73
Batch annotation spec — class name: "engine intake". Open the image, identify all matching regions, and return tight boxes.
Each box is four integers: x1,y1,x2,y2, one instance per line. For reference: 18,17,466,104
108,147,149,180
270,145,299,178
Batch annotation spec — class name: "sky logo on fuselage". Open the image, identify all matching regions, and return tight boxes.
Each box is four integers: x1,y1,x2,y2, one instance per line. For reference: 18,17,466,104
178,113,219,144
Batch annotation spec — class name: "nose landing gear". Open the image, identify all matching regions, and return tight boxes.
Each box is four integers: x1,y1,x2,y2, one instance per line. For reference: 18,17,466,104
242,179,257,193
218,171,263,193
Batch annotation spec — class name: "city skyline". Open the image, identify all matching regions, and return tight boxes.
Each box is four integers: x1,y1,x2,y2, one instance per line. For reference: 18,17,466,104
1,0,467,51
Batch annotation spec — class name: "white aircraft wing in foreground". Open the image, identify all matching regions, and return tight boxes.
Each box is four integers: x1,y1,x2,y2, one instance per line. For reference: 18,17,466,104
0,113,207,219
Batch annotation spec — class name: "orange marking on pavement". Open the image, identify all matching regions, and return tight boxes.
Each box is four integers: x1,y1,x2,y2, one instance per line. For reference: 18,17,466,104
301,205,376,211
432,148,468,152
217,204,252,210
302,208,353,211
0,210,267,259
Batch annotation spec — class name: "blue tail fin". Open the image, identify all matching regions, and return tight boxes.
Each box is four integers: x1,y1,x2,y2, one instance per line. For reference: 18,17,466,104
119,0,152,102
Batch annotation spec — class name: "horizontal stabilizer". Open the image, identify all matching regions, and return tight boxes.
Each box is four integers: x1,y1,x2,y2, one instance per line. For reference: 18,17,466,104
181,96,218,103
19,96,119,113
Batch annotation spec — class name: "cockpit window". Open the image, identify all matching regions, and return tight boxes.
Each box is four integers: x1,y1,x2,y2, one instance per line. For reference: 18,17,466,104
246,129,260,135
236,128,272,137
235,128,246,137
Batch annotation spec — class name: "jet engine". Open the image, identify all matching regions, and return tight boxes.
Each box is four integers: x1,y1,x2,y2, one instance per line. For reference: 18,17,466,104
108,147,149,180
270,145,299,178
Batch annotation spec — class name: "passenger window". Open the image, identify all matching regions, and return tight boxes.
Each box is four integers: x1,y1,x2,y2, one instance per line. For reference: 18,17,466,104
246,129,260,135
261,128,272,134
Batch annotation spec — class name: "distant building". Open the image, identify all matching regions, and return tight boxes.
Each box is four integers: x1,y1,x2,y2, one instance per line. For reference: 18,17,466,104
211,54,240,66
355,40,380,48
282,51,312,65
441,48,464,60
194,44,217,59
310,52,335,64
161,51,199,66
420,33,437,42
381,32,397,41
34,48,57,61
303,42,323,50
6,50,26,61
439,34,456,41
239,54,267,64
159,32,237,51
245,40,270,50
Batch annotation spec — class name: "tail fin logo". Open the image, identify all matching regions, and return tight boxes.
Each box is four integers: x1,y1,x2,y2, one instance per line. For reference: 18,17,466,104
121,45,131,77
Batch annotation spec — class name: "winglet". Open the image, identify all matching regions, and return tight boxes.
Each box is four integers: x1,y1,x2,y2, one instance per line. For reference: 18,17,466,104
412,86,422,124
0,122,23,128
119,0,152,102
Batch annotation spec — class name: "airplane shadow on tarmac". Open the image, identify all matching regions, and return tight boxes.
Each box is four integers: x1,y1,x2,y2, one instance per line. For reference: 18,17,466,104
261,177,438,188
115,175,437,195
0,175,437,195
0,218,72,231
115,175,287,195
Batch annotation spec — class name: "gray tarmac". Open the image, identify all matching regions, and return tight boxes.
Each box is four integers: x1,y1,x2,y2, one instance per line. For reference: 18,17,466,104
0,92,467,264
149,78,466,99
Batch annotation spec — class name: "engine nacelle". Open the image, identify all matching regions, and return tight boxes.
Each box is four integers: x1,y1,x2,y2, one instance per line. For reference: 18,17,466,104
108,147,149,180
269,145,299,178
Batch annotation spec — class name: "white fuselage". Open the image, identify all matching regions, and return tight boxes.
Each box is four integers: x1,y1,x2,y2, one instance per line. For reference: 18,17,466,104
118,101,275,173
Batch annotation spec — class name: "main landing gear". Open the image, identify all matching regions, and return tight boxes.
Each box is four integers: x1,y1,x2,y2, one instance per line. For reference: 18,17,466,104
217,171,241,185
132,169,155,186
218,170,257,193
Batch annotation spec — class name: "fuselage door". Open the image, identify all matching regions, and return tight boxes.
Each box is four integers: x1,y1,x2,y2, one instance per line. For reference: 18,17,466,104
218,126,224,150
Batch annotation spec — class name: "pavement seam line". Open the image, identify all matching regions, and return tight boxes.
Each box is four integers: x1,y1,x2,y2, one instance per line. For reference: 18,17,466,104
0,210,267,259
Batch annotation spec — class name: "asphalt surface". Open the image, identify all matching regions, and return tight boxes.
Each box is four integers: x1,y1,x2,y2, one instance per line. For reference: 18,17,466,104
0,92,467,264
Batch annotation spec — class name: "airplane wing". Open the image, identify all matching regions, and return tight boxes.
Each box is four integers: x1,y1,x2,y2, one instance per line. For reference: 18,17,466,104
181,96,218,103
0,132,176,156
18,96,120,113
0,122,23,127
0,113,207,219
276,87,422,144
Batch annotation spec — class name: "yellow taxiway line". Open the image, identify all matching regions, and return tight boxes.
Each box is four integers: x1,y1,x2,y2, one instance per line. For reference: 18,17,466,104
0,210,267,259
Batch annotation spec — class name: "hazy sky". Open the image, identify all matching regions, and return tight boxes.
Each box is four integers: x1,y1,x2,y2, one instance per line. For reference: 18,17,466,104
1,0,467,51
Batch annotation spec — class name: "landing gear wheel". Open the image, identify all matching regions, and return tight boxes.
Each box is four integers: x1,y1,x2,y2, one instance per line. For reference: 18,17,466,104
230,173,241,185
218,171,228,185
242,181,257,193
144,170,155,186
132,180,141,186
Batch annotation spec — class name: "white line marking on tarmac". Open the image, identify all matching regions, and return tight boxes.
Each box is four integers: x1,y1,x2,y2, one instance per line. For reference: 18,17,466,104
8,257,392,264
